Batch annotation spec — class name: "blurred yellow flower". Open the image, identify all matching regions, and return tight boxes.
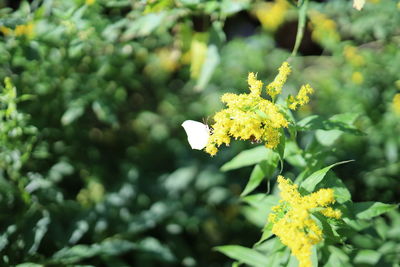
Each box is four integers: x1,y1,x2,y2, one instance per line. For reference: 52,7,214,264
157,47,181,72
254,0,289,32
190,34,208,79
0,26,12,35
0,22,35,39
393,94,400,115
269,176,341,267
309,11,340,45
77,181,105,206
343,45,365,67
351,71,364,84
86,0,96,5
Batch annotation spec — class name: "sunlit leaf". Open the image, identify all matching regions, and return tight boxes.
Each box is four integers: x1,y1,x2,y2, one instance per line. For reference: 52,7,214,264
221,146,277,171
301,160,353,192
215,245,268,267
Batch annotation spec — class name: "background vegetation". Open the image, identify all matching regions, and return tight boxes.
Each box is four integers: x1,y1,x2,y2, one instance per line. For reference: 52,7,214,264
0,0,399,266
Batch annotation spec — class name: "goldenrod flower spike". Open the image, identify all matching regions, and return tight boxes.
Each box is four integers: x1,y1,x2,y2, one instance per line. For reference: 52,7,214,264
266,62,291,99
202,61,312,156
205,67,290,156
269,176,341,267
248,72,263,95
288,84,314,110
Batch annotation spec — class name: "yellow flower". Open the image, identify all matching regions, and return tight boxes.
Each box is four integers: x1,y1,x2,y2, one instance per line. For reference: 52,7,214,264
1,22,35,39
0,26,12,36
254,0,289,32
86,0,96,5
266,62,291,99
204,62,313,156
351,71,364,84
15,22,35,39
393,93,400,115
190,33,208,79
269,176,341,267
288,84,314,110
343,45,365,67
309,11,340,46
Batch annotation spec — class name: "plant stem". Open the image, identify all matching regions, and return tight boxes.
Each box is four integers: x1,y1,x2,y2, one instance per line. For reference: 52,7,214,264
291,0,309,57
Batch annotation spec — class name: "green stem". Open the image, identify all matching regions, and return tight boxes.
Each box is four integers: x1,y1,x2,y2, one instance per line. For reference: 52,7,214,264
291,0,309,57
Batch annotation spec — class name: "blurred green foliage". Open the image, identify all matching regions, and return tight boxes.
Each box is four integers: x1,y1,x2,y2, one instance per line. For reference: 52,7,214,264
0,0,399,266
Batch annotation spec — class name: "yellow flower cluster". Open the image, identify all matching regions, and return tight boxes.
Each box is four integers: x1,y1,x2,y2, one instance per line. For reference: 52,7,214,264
254,0,289,32
288,84,314,110
343,45,365,84
343,45,365,67
268,176,341,267
308,11,340,45
266,62,291,99
204,62,313,156
393,93,400,115
0,22,35,39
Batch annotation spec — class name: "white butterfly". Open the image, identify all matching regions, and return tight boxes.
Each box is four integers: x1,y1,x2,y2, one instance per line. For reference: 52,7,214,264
181,120,210,150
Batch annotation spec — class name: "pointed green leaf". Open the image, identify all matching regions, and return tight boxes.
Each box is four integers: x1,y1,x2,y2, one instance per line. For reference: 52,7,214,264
241,156,278,197
221,146,276,171
301,160,353,192
352,202,398,220
256,222,273,245
215,245,268,267
297,113,362,134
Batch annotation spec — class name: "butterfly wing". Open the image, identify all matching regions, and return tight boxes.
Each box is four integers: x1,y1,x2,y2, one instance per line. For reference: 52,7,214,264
181,120,210,150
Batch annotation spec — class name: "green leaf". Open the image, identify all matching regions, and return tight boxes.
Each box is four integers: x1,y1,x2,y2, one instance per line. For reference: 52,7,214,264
16,264,43,267
195,44,220,90
275,130,286,166
220,0,251,16
312,214,341,244
241,194,279,227
353,249,381,265
284,140,306,168
301,160,353,192
61,104,84,126
352,202,398,220
297,113,362,134
287,255,298,267
241,156,279,197
121,12,168,40
305,113,363,146
221,146,277,171
324,246,351,267
256,222,273,245
51,239,136,264
315,129,342,147
214,245,268,267
311,246,318,267
28,210,50,254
